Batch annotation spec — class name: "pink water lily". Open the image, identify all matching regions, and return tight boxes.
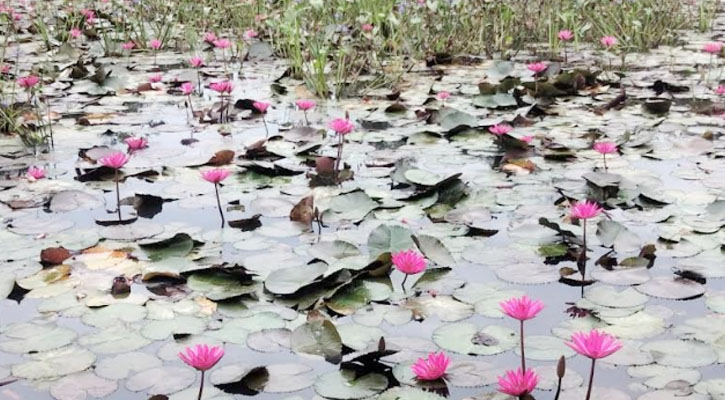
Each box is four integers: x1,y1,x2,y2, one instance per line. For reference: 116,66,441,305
201,169,231,226
18,75,40,89
489,123,512,136
204,32,217,43
600,36,617,48
179,344,224,400
124,137,148,152
520,135,533,143
26,166,45,180
593,141,617,155
329,118,354,135
244,29,258,40
437,91,451,101
703,42,723,54
527,62,548,74
148,73,162,83
149,38,162,50
181,82,194,96
253,101,270,113
362,23,374,33
717,85,725,95
558,29,574,41
121,41,135,50
501,295,544,370
567,330,622,400
210,81,233,94
69,28,81,38
411,352,450,381
296,100,315,125
213,38,231,49
392,249,426,291
189,56,204,68
570,200,602,220
497,368,539,397
99,151,130,169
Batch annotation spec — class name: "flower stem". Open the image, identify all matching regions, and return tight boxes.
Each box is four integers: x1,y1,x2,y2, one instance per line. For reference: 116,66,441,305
262,116,269,137
520,320,526,371
401,274,408,292
115,168,121,221
603,154,608,172
187,94,194,122
581,218,587,297
214,183,225,228
304,110,309,126
585,359,596,400
197,370,205,400
334,134,344,183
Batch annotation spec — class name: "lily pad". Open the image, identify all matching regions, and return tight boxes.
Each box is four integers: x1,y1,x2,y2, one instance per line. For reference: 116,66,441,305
314,370,388,400
433,322,517,355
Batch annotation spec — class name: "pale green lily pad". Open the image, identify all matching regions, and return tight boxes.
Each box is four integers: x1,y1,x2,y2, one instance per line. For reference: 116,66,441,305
367,224,415,257
327,277,393,315
694,379,725,398
640,340,717,368
209,364,254,385
125,366,196,395
79,326,152,354
244,363,315,393
95,352,163,380
314,370,388,400
602,340,655,366
414,235,455,266
265,262,327,295
290,319,342,363
585,286,649,308
208,313,286,344
81,303,148,328
705,291,725,313
634,276,705,300
559,387,631,400
378,387,446,400
601,310,667,339
12,346,96,379
141,316,207,340
140,233,194,261
627,365,701,389
307,240,361,264
433,322,517,355
0,323,77,354
404,295,474,322
49,372,117,400
404,169,441,186
337,323,384,350
186,271,258,300
352,304,413,327
513,335,575,361
246,328,292,353
495,262,560,285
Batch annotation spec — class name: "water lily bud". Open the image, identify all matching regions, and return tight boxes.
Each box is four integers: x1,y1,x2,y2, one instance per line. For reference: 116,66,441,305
557,355,566,378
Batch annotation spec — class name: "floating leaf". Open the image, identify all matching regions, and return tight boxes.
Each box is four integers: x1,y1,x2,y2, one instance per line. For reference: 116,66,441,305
314,370,388,400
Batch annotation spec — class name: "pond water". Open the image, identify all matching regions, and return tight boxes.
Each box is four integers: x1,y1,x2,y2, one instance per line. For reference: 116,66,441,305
3,2,725,400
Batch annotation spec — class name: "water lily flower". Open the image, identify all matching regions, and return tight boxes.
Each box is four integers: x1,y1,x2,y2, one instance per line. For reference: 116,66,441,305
593,141,617,172
570,200,602,220
411,352,450,381
148,38,162,50
489,123,512,136
121,41,135,50
497,368,539,397
296,100,315,125
210,81,233,94
566,330,622,400
179,344,224,400
203,31,217,43
201,168,231,226
181,82,194,96
124,137,148,152
69,28,81,39
26,166,45,180
717,85,725,95
254,101,271,136
520,135,533,143
362,23,374,33
703,42,723,54
501,295,544,371
189,56,204,68
527,62,548,75
148,73,162,83
213,38,231,49
329,118,355,135
244,29,258,40
392,249,426,291
437,91,451,102
600,36,617,48
558,29,574,41
99,151,130,220
18,75,40,89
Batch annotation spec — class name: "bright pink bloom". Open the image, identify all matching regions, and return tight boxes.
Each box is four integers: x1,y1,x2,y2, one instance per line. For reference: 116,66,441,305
201,168,231,184
124,137,148,151
178,344,224,371
69,28,81,38
213,39,231,49
716,85,725,96
362,23,374,33
497,368,539,396
1,64,10,74
437,91,451,101
149,39,162,50
566,330,622,359
189,56,205,68
18,75,40,89
203,32,217,43
210,81,233,94
80,9,95,20
500,295,544,321
391,249,426,275
26,166,45,180
296,100,316,110
244,29,258,40
558,30,574,41
181,82,194,95
253,101,270,113
527,62,548,74
99,151,130,169
329,118,355,135
520,135,533,143
411,352,450,381
148,73,162,83
122,41,135,50
489,123,512,136
570,200,602,220
593,141,617,154
703,42,723,54
600,36,617,48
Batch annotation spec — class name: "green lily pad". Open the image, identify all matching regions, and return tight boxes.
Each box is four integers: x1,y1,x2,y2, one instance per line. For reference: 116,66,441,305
640,340,717,368
314,370,388,400
12,346,96,379
265,262,327,295
49,372,117,400
290,319,342,363
95,352,163,380
140,233,194,261
433,322,517,355
367,224,415,257
125,366,196,395
0,323,77,354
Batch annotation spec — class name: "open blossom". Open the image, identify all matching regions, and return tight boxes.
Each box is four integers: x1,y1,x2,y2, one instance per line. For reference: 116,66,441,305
178,344,224,371
149,38,162,50
99,151,130,169
329,118,354,135
148,73,162,83
600,36,617,48
210,81,233,94
253,101,270,113
527,62,548,74
703,42,723,54
437,91,451,101
558,29,574,41
520,135,533,143
593,141,617,154
500,295,544,321
203,31,217,43
69,28,81,38
716,85,725,95
498,368,539,396
566,330,622,359
80,9,95,19
1,64,10,74
361,23,374,32
296,100,316,110
411,352,450,381
391,249,427,275
181,82,194,95
489,123,512,136
27,166,45,180
18,75,40,89
244,29,258,39
124,137,148,151
201,168,231,184
122,41,135,50
189,56,204,68
213,38,231,49
570,200,602,220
